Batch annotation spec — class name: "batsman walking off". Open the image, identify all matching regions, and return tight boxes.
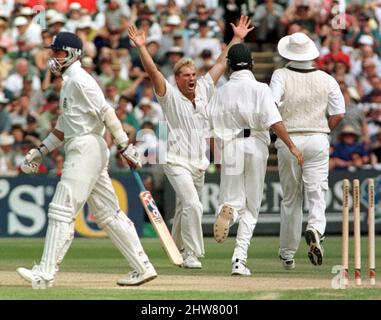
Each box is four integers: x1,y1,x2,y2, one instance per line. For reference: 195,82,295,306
270,32,345,269
208,43,304,276
128,17,253,268
16,32,157,288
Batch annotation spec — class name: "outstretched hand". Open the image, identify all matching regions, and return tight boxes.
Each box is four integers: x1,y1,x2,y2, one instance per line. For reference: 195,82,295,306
127,25,146,48
230,16,255,40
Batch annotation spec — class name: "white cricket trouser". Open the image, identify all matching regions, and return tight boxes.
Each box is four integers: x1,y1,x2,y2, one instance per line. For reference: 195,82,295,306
275,134,329,259
219,137,268,262
39,134,149,279
163,163,205,257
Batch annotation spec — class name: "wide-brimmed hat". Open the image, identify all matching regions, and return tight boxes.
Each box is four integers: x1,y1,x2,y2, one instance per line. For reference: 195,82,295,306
0,134,15,146
340,125,359,136
278,32,319,61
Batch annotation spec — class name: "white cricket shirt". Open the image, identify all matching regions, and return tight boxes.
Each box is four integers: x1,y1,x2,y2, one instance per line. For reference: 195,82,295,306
56,61,108,140
155,73,215,170
206,70,283,146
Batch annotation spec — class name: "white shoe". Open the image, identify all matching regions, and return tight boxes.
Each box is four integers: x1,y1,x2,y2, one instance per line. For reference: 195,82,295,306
16,266,54,289
117,264,157,286
214,204,234,243
279,255,295,270
231,259,251,276
182,251,202,269
305,228,324,266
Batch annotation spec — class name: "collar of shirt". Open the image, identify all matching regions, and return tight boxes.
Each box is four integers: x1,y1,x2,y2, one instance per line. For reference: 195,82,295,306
229,69,256,81
286,61,314,70
62,60,82,82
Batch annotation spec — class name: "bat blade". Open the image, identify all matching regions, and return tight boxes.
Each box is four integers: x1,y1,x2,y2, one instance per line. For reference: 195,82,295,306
139,191,183,266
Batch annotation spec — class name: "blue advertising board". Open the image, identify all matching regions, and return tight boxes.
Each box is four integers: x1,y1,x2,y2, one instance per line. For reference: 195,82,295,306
0,175,144,237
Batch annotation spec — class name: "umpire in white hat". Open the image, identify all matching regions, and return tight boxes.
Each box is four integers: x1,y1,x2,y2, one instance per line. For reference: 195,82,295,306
270,32,345,269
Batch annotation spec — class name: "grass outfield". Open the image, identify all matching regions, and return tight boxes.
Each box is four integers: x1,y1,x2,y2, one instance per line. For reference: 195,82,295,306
0,236,380,299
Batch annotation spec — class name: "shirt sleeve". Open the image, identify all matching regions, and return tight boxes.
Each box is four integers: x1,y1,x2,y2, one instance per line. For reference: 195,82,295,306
260,85,283,129
327,76,346,116
269,69,285,106
201,72,216,101
154,79,174,111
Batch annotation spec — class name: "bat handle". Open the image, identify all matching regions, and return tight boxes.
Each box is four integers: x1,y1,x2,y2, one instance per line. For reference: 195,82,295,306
131,168,146,192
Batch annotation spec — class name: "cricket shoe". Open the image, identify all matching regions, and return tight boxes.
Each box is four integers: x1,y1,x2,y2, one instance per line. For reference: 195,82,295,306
117,263,157,286
231,259,251,276
16,265,54,289
279,255,295,270
305,228,324,266
214,204,235,243
181,251,202,269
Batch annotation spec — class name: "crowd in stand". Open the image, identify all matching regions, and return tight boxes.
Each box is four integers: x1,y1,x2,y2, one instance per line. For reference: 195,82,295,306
1,0,381,178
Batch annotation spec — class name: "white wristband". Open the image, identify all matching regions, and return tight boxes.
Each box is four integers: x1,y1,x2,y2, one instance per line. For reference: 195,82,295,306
41,132,63,153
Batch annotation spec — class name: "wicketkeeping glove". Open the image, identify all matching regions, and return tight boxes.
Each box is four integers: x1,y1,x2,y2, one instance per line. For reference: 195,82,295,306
119,144,142,169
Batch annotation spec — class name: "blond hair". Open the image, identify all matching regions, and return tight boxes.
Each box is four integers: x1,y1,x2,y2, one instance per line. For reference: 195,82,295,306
173,57,196,75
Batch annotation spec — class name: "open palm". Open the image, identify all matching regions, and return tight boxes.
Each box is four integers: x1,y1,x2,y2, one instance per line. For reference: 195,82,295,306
231,16,254,40
127,25,146,48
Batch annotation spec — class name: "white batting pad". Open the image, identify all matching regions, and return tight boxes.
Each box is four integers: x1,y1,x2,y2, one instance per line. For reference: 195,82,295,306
92,203,149,273
39,182,74,279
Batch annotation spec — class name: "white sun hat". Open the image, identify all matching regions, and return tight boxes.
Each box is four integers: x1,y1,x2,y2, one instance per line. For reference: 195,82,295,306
0,134,15,146
277,32,319,61
14,16,28,27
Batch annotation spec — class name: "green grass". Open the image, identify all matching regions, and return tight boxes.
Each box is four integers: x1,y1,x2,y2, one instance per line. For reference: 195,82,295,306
1,236,381,299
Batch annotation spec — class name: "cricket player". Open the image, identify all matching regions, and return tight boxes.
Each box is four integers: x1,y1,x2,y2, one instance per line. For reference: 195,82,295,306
127,17,253,268
16,32,157,288
270,32,345,269
208,43,304,276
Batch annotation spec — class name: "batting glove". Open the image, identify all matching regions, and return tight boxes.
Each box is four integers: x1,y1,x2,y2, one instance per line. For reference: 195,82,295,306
119,144,142,169
20,146,48,174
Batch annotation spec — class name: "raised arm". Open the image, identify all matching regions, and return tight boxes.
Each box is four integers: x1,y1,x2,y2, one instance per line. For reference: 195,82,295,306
127,25,166,97
208,16,254,84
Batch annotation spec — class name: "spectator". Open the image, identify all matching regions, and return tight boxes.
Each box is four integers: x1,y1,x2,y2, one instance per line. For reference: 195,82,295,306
0,46,12,79
47,13,67,35
187,20,221,61
65,2,83,33
117,95,140,131
357,58,381,97
104,0,130,33
330,125,370,171
160,14,183,56
0,92,11,133
350,35,381,78
330,87,369,146
19,6,42,48
134,96,164,126
282,1,318,34
37,94,60,135
49,152,64,176
186,3,221,39
252,0,285,48
0,133,17,176
34,30,54,79
161,46,184,83
104,82,120,108
2,58,41,98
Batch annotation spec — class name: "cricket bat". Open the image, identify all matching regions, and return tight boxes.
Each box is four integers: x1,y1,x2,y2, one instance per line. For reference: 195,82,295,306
131,169,183,266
